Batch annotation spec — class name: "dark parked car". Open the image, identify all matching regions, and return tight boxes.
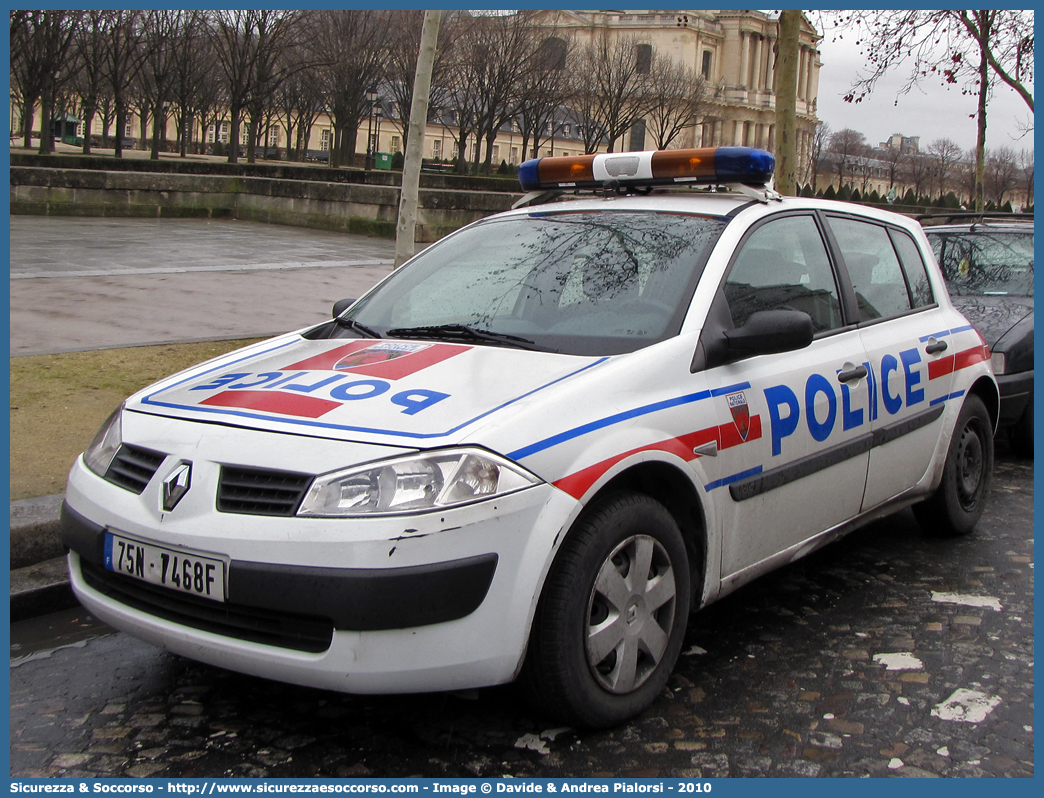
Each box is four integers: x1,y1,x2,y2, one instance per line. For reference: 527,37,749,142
922,214,1033,457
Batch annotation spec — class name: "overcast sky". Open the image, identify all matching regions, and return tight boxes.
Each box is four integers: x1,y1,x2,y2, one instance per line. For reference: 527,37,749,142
812,18,1034,155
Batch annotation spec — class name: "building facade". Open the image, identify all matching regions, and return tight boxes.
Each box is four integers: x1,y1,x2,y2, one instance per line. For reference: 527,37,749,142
529,9,822,158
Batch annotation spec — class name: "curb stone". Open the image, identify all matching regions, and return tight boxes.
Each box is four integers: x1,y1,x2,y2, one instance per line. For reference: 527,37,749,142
10,494,72,620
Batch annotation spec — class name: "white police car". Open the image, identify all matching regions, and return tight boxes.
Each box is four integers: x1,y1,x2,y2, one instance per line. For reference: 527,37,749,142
62,147,997,728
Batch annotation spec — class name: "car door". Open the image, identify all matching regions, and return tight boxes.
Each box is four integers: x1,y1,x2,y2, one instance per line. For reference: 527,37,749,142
699,213,871,581
823,215,957,511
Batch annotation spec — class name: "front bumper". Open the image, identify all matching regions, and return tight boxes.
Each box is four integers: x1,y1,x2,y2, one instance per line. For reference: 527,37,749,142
62,425,580,694
62,502,498,634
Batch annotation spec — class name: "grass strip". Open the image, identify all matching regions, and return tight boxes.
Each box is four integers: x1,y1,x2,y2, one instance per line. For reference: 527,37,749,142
10,339,261,501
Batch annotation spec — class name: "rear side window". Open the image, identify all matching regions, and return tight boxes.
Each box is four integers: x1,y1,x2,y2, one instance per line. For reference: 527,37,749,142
725,215,842,334
828,217,916,322
889,230,934,308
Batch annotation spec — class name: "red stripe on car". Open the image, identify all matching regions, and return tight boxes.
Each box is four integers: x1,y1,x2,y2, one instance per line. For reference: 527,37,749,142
200,390,341,419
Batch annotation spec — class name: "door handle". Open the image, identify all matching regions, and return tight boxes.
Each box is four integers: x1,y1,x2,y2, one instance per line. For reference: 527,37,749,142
925,339,948,355
837,364,868,383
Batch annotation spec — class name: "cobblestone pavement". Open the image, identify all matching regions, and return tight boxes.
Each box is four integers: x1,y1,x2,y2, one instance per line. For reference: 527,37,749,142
10,455,1033,779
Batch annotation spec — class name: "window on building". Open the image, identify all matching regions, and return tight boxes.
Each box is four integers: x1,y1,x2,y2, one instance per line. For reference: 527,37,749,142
391,136,401,153
563,123,571,136
635,43,652,74
432,139,442,159
510,147,518,164
702,50,713,80
268,128,279,147
628,119,647,152
320,129,330,151
492,145,500,161
124,119,134,137
538,36,568,70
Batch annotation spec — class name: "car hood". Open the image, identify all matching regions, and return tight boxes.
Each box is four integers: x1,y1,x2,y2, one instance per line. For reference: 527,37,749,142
950,296,1033,347
127,334,606,450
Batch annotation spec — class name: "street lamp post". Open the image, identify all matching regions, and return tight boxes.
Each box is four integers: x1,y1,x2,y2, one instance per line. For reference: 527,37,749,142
365,87,377,170
375,106,383,166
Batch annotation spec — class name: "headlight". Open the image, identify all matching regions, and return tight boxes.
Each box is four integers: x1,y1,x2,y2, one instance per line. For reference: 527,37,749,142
990,352,1006,375
83,404,124,478
298,448,541,517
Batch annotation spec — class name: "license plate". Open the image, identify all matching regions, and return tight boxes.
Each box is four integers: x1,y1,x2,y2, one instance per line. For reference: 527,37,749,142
104,533,226,602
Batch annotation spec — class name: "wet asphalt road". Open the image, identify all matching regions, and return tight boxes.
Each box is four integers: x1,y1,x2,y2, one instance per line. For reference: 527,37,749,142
10,452,1033,779
9,216,396,356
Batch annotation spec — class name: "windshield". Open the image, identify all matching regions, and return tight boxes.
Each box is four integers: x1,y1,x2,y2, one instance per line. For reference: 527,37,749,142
927,228,1034,297
344,210,727,356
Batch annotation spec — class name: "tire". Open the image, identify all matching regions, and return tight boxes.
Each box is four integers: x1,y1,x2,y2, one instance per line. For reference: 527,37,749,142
521,492,690,728
1009,402,1033,458
913,394,994,536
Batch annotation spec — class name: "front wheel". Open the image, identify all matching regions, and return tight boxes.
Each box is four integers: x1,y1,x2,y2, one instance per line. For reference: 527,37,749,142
521,492,690,728
913,394,994,536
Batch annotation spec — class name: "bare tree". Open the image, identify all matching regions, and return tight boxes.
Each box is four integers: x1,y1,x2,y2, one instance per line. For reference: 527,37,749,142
513,31,573,162
70,10,109,155
1016,148,1034,209
11,11,80,152
209,10,300,164
139,10,182,158
903,152,934,199
645,52,708,150
830,10,1034,210
571,32,654,153
927,138,963,200
103,10,147,158
879,141,906,195
384,10,453,148
774,9,803,196
312,10,392,169
450,12,537,174
169,11,212,157
802,121,829,191
827,127,866,190
274,59,326,162
984,146,1019,206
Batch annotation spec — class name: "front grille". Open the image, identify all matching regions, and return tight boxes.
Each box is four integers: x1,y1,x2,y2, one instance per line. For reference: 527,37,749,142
217,466,312,516
80,560,333,653
104,444,165,494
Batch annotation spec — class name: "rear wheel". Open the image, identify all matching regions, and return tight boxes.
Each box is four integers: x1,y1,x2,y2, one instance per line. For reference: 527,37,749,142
913,394,993,536
521,492,690,728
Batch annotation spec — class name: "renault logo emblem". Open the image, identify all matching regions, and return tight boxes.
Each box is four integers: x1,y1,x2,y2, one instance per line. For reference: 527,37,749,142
162,463,192,511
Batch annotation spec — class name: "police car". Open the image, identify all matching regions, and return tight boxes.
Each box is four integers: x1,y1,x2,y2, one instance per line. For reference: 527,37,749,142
61,147,997,728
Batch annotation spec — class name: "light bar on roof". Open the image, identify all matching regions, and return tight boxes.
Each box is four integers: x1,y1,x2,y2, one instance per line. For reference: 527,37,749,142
518,146,775,192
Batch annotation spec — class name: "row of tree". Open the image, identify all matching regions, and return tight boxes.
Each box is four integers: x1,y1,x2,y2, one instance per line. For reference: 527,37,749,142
10,10,711,173
807,125,1034,210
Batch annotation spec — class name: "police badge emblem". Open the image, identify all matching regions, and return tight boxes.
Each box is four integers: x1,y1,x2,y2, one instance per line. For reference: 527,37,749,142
333,342,431,371
726,392,750,441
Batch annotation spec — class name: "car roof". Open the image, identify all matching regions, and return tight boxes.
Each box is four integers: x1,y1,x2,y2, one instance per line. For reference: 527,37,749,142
919,212,1034,233
492,191,926,230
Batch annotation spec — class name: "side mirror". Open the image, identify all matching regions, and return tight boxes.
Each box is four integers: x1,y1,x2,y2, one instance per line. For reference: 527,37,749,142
332,298,357,318
724,309,814,356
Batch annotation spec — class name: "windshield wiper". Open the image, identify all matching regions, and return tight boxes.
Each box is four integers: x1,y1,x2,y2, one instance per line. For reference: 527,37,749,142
386,323,539,350
335,317,382,338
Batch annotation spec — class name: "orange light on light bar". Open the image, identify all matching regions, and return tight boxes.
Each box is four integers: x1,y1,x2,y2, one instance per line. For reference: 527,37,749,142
650,148,717,180
535,154,596,186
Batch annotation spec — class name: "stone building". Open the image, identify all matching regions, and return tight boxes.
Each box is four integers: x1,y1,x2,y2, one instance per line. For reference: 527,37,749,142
529,9,822,158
